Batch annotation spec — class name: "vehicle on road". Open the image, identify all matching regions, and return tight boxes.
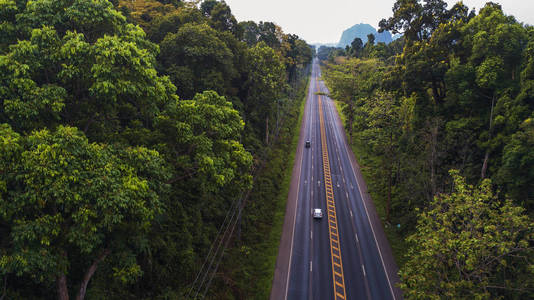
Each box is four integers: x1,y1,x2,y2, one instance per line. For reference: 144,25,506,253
313,208,323,219
305,140,311,148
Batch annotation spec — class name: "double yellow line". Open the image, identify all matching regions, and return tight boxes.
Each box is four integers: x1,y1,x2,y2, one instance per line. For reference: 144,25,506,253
318,82,347,300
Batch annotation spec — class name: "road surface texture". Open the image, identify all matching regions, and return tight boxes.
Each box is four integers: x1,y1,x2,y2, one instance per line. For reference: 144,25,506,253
271,59,403,300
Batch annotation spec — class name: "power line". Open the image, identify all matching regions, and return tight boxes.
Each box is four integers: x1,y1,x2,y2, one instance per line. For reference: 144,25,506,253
187,189,244,299
188,65,312,299
200,189,249,299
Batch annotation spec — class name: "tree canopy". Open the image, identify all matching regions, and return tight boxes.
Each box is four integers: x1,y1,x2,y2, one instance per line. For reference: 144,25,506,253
401,170,534,299
0,0,313,298
0,125,169,300
322,2,534,297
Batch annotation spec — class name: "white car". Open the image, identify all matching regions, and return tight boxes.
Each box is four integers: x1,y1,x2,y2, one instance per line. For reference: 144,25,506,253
313,208,323,219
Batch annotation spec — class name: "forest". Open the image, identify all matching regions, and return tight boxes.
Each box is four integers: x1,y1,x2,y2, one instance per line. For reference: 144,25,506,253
321,1,534,299
0,0,313,299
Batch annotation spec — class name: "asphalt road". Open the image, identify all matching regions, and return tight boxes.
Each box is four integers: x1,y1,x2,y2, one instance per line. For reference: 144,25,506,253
272,59,403,300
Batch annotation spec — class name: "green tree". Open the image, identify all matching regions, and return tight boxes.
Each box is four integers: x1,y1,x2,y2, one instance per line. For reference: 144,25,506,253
237,20,282,49
257,21,281,49
116,0,177,31
204,0,239,35
0,0,310,298
379,0,424,41
462,3,528,179
17,0,127,43
132,90,252,297
0,0,177,142
200,0,218,17
355,91,415,221
366,33,375,46
281,34,313,82
400,170,534,299
156,90,252,192
0,0,18,52
324,58,384,143
498,117,534,211
145,5,204,43
495,29,534,210
361,34,376,58
240,20,260,46
0,125,169,300
326,4,534,296
379,0,452,42
350,37,363,58
244,42,286,145
159,23,235,100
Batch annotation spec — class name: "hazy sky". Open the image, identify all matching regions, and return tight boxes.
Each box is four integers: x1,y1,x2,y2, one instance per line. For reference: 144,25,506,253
224,0,534,44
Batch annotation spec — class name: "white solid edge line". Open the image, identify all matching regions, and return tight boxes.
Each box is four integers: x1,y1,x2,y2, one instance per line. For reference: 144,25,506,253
329,90,397,299
285,77,312,300
334,98,397,300
319,81,396,299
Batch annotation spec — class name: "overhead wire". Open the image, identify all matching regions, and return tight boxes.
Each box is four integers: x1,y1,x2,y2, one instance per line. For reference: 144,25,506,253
188,65,311,299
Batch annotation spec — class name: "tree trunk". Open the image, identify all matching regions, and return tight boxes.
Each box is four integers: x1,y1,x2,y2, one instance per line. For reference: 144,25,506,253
265,116,269,145
57,274,69,300
481,95,496,179
481,150,490,179
430,124,438,197
76,249,110,300
431,79,440,103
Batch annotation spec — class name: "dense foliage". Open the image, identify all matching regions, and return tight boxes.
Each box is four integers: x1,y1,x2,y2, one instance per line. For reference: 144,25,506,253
401,170,533,299
0,0,312,299
323,1,534,298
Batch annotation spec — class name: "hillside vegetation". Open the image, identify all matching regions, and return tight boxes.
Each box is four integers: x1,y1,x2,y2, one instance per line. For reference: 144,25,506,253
322,1,534,298
0,0,312,299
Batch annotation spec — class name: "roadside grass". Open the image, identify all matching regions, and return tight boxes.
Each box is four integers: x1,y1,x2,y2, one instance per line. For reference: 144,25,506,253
332,99,408,268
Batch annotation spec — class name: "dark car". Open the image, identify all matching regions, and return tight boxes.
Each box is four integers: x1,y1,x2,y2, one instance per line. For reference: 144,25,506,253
305,140,311,148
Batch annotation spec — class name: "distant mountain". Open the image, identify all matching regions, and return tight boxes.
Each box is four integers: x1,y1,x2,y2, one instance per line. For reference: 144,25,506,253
337,23,393,47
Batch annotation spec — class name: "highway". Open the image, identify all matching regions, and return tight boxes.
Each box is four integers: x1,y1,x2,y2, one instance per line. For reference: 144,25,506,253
272,59,402,300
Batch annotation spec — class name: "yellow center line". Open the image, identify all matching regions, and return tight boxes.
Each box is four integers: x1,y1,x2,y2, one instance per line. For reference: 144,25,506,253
317,81,347,300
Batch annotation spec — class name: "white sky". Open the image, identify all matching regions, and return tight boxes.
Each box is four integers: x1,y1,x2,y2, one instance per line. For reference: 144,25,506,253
224,0,534,44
